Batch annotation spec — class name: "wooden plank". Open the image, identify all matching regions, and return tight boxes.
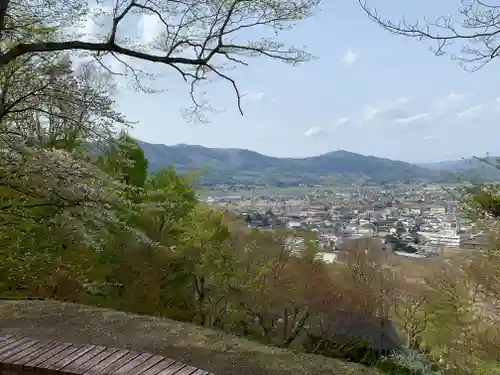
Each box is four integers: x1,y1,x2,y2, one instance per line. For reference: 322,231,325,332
187,371,209,375
48,345,95,372
168,366,198,375
0,337,213,375
82,350,131,375
23,342,73,369
0,338,34,356
36,344,84,373
65,348,119,375
119,355,164,375
93,352,139,375
9,341,60,370
156,362,186,375
139,359,176,375
0,339,40,361
111,353,152,375
0,336,19,350
0,334,11,344
59,346,107,375
1,340,53,369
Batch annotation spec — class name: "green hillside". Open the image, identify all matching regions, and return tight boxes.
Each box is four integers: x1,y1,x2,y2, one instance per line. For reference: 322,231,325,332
137,142,453,186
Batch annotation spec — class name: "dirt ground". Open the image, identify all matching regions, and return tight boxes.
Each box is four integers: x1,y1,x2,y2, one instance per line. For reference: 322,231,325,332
0,300,380,375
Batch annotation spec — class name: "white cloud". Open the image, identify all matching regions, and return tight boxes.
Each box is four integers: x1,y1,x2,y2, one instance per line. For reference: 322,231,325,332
422,135,436,140
341,49,358,66
359,100,413,124
242,91,265,101
433,92,465,113
457,104,483,120
395,113,429,124
304,127,326,137
334,117,349,128
350,92,490,134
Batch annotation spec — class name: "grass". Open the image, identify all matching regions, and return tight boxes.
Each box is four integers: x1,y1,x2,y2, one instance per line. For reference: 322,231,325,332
0,300,382,375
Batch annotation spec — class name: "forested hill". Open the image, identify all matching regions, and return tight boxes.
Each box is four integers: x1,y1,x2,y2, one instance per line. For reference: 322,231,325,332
137,141,452,186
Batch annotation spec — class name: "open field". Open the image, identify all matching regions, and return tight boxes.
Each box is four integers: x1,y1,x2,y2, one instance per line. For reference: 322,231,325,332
0,300,381,375
199,185,352,198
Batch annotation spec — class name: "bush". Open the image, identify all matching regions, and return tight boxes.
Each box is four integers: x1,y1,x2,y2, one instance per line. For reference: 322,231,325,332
302,333,379,364
380,351,444,375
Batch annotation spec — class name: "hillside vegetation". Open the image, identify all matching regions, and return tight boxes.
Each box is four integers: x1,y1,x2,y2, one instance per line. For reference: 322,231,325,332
2,1,500,375
138,142,452,186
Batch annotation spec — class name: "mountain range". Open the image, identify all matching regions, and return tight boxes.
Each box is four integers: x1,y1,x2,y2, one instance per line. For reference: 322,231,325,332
418,157,500,180
136,141,461,187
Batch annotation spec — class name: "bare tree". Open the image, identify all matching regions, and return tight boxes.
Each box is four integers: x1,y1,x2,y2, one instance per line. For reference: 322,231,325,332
0,0,320,115
359,0,500,71
392,281,429,350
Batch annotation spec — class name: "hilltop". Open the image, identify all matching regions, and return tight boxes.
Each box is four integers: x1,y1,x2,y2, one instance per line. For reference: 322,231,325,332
137,142,451,186
0,300,380,375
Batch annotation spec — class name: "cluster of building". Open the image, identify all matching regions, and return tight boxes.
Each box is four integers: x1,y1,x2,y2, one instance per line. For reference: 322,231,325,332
205,183,488,263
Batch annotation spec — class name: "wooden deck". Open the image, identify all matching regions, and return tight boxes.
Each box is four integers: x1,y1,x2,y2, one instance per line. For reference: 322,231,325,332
0,334,213,375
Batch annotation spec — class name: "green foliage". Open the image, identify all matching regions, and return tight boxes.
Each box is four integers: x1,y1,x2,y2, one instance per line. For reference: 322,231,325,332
472,190,500,218
98,132,149,189
139,167,198,244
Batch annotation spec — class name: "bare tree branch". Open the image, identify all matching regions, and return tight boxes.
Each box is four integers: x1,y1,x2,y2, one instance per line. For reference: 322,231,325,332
0,0,319,116
359,0,500,71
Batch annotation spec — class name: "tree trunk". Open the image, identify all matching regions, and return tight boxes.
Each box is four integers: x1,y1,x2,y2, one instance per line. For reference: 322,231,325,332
282,307,289,343
282,309,310,348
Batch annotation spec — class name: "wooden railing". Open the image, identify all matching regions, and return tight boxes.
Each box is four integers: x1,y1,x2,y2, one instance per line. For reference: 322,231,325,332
0,334,212,375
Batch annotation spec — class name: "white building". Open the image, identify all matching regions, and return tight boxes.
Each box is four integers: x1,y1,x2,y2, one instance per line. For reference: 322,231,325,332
316,251,340,264
418,229,463,248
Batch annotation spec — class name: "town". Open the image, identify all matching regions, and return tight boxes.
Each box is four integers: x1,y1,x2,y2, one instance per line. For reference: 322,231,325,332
204,183,487,263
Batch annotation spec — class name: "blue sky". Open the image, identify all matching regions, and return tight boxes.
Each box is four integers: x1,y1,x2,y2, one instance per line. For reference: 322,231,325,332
90,0,499,162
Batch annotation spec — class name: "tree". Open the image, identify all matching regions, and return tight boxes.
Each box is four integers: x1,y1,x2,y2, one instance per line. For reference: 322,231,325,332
359,1,500,71
421,259,480,368
0,46,141,298
1,0,320,115
330,241,400,357
140,167,198,244
392,281,429,350
0,55,135,247
0,136,128,245
98,131,149,188
178,204,234,327
395,221,405,239
0,53,126,145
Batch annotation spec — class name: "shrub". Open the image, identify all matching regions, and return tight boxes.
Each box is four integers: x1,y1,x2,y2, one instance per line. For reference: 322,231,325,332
380,350,444,375
302,333,379,364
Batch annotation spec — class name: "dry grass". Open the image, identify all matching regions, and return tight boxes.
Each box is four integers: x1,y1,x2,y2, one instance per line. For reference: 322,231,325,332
0,300,381,375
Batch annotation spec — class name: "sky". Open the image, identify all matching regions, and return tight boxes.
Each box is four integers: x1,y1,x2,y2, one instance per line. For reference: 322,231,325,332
83,0,500,163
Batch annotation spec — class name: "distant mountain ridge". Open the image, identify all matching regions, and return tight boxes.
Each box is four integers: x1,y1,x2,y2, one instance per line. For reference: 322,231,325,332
418,157,500,181
136,141,454,186
418,157,499,170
